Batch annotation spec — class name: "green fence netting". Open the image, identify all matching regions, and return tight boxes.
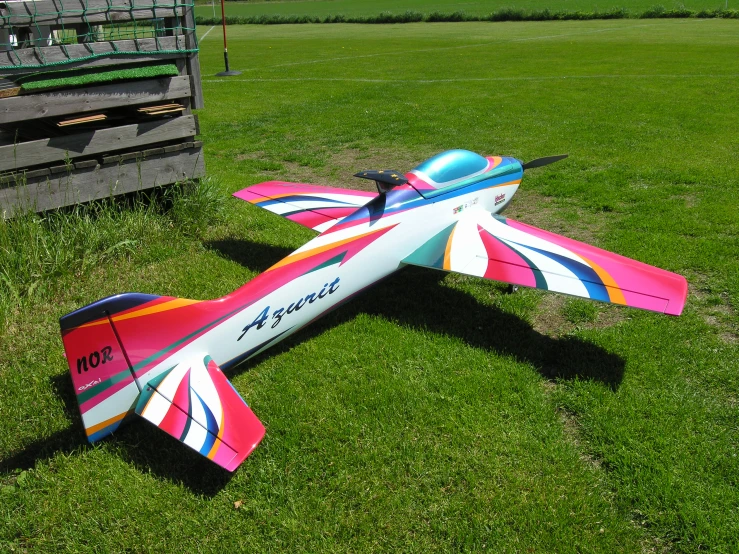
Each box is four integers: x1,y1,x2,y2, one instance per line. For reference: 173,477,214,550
0,0,198,69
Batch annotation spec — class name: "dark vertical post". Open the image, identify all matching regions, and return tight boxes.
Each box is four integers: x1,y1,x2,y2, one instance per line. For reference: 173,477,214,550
216,0,240,76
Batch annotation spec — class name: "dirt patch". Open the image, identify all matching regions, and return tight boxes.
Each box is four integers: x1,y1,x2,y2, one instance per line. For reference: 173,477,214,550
532,293,628,337
505,189,611,247
670,192,700,208
532,294,570,336
559,406,602,472
240,147,424,192
688,284,738,344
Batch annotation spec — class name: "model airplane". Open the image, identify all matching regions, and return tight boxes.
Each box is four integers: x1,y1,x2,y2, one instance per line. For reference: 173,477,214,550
60,149,687,471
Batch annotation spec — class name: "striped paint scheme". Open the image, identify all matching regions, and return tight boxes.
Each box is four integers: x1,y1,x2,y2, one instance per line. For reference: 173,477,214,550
135,355,265,471
402,210,686,315
59,149,687,472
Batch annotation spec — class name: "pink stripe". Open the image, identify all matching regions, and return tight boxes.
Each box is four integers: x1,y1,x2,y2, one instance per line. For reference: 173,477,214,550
324,208,412,235
159,398,188,438
406,173,435,191
235,181,375,200
287,211,334,229
505,218,687,315
232,189,266,203
313,206,361,220
478,225,536,287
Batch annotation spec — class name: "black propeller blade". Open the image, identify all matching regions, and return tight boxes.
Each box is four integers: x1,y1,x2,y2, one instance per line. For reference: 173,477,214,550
522,154,568,170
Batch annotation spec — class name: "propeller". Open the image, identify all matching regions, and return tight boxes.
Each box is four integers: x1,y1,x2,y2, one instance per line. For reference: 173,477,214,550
522,154,568,170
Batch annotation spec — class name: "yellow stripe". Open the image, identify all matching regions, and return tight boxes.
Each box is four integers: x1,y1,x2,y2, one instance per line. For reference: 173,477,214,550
250,191,296,203
267,227,388,271
579,254,627,305
486,178,521,190
443,225,457,271
86,411,128,436
78,298,201,328
207,410,226,460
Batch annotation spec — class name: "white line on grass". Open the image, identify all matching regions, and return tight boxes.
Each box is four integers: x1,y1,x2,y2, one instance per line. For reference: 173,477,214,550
202,21,672,77
204,74,739,84
199,25,216,41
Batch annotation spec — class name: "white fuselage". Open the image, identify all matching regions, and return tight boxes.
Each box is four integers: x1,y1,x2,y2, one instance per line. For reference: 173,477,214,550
135,181,520,387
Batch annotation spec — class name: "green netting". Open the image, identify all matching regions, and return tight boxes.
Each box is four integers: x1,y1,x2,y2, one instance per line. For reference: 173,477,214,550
0,0,198,69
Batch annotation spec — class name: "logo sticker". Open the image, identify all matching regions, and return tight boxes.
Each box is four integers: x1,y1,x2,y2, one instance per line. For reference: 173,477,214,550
238,277,341,341
453,197,479,215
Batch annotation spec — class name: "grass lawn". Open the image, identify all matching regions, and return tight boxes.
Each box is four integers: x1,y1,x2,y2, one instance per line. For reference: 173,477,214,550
2,18,739,552
194,0,734,19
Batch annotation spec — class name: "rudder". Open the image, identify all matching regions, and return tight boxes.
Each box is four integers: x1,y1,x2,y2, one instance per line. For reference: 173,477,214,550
60,293,160,442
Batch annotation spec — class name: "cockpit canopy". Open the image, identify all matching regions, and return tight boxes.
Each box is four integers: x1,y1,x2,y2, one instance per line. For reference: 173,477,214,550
412,150,490,188
407,149,521,199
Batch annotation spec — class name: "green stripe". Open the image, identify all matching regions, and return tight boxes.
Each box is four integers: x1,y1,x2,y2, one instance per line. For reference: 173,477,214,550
304,252,347,275
131,303,251,373
403,222,457,269
511,248,548,290
78,367,135,404
494,215,547,290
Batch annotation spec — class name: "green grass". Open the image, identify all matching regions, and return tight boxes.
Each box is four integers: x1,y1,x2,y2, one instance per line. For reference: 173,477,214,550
2,18,739,552
195,0,735,20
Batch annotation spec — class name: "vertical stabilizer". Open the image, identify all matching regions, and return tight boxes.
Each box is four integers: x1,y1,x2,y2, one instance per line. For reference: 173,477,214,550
60,293,158,441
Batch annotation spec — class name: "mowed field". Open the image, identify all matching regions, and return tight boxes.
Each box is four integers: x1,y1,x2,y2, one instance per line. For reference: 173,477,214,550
2,19,739,553
194,0,733,19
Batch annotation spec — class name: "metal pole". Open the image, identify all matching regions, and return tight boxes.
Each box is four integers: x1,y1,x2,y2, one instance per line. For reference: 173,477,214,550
216,0,240,76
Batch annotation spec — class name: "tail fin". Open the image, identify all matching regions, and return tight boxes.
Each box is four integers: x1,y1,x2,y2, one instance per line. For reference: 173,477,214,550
61,293,157,442
60,293,265,471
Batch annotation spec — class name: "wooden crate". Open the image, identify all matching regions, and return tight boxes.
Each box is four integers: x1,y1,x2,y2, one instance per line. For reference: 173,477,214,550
0,0,205,217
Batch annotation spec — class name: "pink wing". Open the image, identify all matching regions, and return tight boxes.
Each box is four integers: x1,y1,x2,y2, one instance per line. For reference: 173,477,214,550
234,181,376,233
403,211,687,316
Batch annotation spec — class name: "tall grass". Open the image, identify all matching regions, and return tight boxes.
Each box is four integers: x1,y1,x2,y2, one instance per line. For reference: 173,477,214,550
0,178,224,326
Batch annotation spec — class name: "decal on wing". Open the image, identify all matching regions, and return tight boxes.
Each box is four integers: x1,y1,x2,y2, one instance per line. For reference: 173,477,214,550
402,211,687,316
135,354,265,471
234,181,376,233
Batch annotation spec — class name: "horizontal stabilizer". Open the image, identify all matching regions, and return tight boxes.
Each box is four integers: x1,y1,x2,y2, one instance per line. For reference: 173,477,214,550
135,355,265,471
234,181,376,233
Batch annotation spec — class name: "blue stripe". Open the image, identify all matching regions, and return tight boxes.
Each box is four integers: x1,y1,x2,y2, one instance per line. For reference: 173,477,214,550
221,328,294,370
87,419,124,443
192,390,219,455
513,243,610,301
259,195,355,208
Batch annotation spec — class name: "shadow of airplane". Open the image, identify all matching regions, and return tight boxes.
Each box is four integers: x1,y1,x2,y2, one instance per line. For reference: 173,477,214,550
2,236,625,495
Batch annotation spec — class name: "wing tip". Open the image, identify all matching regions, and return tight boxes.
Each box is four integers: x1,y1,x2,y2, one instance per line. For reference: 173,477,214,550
664,274,689,316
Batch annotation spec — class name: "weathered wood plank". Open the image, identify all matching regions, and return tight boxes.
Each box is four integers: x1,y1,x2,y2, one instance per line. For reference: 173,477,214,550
0,0,185,27
182,6,203,109
1,144,205,217
0,114,197,171
0,36,188,71
0,75,191,124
